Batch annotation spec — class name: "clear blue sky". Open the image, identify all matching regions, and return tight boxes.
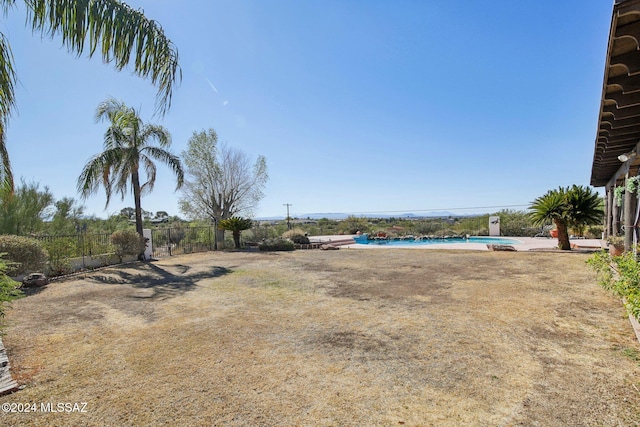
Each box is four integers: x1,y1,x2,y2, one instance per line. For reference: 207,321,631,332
3,0,611,219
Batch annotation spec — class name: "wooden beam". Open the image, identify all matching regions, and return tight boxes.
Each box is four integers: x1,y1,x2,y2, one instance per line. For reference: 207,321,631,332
601,115,640,129
607,90,640,107
608,74,640,92
606,140,640,188
611,50,640,74
603,103,640,119
615,18,640,41
598,133,639,143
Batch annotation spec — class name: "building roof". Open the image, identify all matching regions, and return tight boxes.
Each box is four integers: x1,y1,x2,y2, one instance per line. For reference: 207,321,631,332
591,0,640,187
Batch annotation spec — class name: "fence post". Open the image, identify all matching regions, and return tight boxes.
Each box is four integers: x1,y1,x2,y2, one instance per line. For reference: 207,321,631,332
167,228,172,256
143,229,153,260
80,232,85,269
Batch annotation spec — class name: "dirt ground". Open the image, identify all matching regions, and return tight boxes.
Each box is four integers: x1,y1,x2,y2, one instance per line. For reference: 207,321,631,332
0,249,639,426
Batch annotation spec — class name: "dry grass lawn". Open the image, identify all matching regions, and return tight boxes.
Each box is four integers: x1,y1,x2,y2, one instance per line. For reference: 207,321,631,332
0,249,639,426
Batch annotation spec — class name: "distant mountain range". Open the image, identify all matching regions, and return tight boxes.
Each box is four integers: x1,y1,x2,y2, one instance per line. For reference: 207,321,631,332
256,211,479,221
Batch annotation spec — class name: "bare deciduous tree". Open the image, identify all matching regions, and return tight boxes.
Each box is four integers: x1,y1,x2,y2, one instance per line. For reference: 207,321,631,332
179,129,268,248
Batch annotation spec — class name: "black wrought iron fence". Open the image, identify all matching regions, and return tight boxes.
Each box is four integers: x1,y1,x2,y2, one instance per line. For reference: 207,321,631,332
150,226,215,258
34,232,112,262
32,227,217,271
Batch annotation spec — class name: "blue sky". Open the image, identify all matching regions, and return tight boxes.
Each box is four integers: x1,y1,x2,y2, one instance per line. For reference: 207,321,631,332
3,0,611,219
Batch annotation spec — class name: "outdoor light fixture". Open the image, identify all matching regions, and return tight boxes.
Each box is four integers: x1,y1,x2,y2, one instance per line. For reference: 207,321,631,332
618,151,637,162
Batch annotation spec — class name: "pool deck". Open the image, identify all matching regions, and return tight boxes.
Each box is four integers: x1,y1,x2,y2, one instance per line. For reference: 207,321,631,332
309,235,606,252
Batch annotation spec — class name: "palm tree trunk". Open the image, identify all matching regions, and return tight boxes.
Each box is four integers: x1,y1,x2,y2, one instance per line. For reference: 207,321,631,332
233,231,241,249
554,219,571,250
131,171,145,260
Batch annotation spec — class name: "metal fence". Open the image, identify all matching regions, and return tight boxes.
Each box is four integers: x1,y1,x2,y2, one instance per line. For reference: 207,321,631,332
150,226,215,258
34,233,114,268
32,226,218,270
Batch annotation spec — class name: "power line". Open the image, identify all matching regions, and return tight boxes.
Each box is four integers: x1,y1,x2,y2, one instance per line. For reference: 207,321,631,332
289,204,530,217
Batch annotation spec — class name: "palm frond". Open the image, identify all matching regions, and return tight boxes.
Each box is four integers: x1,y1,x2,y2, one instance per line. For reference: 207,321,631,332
1,1,16,15
566,184,603,227
77,148,122,207
0,123,13,191
528,188,568,226
139,153,156,195
142,145,183,189
26,0,181,115
0,31,17,190
141,123,171,147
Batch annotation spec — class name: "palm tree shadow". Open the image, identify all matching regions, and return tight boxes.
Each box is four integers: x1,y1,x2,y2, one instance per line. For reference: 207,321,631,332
88,262,232,300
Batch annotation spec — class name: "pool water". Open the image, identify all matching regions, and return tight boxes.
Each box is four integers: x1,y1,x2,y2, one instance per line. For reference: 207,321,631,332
353,235,521,246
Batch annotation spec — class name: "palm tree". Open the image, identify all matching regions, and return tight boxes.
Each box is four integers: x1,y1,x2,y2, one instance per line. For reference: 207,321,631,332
529,185,603,250
78,98,184,255
219,217,253,249
0,0,180,190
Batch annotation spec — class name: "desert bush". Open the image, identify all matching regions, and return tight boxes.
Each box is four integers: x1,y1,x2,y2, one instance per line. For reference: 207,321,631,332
585,225,604,239
0,235,49,276
496,210,537,237
110,230,146,262
282,228,309,244
337,216,371,234
0,254,21,322
290,234,310,244
41,237,78,276
259,238,295,252
414,221,443,235
282,228,306,239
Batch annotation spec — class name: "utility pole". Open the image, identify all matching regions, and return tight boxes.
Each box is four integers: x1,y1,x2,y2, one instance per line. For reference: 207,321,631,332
283,203,292,230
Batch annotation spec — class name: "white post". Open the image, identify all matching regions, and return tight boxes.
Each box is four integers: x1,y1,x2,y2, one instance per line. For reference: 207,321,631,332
143,229,153,260
489,216,501,236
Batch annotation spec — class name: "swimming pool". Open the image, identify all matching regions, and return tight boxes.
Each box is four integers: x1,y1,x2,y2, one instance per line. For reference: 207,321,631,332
353,235,521,246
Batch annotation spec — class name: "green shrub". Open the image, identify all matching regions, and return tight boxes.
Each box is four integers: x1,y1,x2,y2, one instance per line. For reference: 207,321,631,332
41,237,77,276
282,228,309,244
0,235,49,276
337,216,371,234
259,238,295,251
493,210,537,237
0,254,21,322
290,234,310,244
110,230,146,262
587,250,640,321
586,225,604,239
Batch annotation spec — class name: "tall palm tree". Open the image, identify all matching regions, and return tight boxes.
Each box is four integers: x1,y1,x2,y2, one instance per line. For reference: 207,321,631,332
0,0,181,190
78,98,184,251
529,185,603,250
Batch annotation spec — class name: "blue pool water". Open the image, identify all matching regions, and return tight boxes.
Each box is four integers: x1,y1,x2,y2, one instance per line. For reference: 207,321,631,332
353,235,521,246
